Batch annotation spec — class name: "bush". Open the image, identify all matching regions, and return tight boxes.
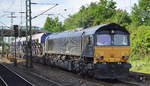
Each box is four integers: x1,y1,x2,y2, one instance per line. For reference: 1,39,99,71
130,26,150,60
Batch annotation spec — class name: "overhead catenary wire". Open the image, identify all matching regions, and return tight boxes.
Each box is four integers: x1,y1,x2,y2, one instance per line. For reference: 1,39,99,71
44,13,67,19
32,4,58,19
0,21,10,29
18,3,58,26
0,0,17,18
0,0,16,13
0,0,59,28
0,14,10,19
31,2,58,5
0,0,23,28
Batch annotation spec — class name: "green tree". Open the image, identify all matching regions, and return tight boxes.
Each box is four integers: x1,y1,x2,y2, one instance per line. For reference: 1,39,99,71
104,9,131,27
131,0,150,26
43,17,64,32
64,0,117,29
130,26,150,59
130,0,150,60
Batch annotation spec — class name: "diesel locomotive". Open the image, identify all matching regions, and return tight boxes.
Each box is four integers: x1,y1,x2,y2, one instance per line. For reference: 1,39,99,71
44,23,131,79
10,23,131,79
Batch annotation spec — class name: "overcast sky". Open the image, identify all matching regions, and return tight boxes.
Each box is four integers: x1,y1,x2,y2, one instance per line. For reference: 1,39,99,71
0,0,138,27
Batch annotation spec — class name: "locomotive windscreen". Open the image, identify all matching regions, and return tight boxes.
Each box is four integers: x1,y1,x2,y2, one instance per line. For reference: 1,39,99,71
96,30,129,46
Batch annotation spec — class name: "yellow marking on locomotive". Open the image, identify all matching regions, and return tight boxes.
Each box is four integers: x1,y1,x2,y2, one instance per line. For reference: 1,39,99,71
94,46,130,62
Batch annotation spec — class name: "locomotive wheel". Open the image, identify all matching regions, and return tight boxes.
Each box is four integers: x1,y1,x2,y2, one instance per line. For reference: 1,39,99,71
42,56,46,65
87,69,94,77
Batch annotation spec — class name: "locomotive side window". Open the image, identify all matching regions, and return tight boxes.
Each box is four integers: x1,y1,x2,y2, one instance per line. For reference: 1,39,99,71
114,35,128,45
97,34,111,45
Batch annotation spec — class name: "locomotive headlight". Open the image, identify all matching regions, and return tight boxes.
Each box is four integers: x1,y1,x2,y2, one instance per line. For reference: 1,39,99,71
122,56,129,59
98,56,104,60
111,30,115,34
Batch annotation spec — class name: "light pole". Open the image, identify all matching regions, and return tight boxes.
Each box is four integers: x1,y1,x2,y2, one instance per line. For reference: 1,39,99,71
26,0,33,68
8,12,16,44
1,26,4,58
14,29,17,67
29,0,33,68
25,0,58,68
13,25,19,67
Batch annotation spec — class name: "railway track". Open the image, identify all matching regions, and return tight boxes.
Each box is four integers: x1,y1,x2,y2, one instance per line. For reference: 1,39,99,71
29,71,63,86
0,76,7,86
119,79,143,86
98,79,142,86
0,63,33,86
23,62,149,86
2,62,64,86
1,60,149,86
129,72,150,81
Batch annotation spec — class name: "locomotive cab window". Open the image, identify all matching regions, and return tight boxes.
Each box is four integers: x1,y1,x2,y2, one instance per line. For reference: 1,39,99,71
97,34,111,45
114,34,128,46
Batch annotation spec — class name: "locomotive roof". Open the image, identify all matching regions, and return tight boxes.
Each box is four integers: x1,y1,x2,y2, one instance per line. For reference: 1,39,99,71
41,32,52,43
47,23,129,39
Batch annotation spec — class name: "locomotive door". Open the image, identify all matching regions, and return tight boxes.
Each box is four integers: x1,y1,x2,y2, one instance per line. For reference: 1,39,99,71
81,32,85,57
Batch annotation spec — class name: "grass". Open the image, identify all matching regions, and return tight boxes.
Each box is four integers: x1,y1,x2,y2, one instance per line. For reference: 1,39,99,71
129,56,150,74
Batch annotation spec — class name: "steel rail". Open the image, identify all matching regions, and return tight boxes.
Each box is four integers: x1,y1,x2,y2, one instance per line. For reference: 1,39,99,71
0,76,8,86
119,79,143,86
0,63,34,86
30,71,63,86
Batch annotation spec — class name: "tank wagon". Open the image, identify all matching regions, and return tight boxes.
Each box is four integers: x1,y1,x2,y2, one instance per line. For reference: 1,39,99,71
11,37,26,58
11,32,51,60
44,23,131,79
